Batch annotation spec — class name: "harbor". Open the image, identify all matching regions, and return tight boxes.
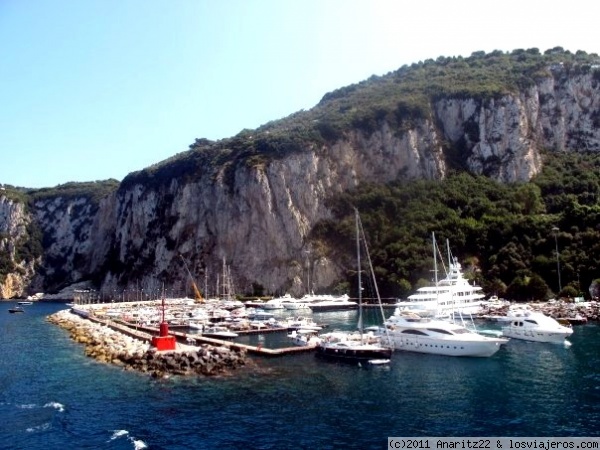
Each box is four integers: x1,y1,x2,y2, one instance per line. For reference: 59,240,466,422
41,294,600,370
2,300,600,449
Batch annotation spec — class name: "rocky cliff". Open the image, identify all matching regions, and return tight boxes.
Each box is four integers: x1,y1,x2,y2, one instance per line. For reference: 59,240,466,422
0,194,37,298
2,57,600,299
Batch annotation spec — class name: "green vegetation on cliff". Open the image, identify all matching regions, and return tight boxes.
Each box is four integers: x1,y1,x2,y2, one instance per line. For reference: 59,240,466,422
29,179,120,205
126,47,600,191
312,151,600,301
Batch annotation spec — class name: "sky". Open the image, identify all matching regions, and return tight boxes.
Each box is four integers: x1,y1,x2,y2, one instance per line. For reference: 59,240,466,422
1,1,599,189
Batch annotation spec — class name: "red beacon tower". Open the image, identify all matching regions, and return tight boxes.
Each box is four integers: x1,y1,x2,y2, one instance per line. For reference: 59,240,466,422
151,295,176,351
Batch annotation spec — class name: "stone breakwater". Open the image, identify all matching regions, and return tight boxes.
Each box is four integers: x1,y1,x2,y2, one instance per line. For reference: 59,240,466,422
480,300,600,321
47,309,246,377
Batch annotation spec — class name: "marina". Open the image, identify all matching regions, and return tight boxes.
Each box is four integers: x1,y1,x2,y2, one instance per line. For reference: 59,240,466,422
40,295,600,366
54,294,600,361
1,300,600,449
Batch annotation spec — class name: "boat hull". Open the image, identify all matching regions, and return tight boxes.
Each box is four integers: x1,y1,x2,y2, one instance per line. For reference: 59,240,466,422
202,332,238,339
390,334,506,357
316,345,392,363
283,303,309,310
501,327,572,343
308,304,358,312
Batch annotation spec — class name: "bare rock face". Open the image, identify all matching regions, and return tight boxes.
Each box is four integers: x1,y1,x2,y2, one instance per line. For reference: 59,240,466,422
0,196,37,298
2,65,600,297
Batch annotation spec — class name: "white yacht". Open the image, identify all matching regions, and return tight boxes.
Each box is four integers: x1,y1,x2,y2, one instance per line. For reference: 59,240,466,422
284,316,322,331
262,294,291,310
501,307,573,343
383,311,508,357
200,325,239,339
246,309,275,320
287,329,321,347
282,298,311,310
188,318,209,330
395,233,484,318
307,294,358,312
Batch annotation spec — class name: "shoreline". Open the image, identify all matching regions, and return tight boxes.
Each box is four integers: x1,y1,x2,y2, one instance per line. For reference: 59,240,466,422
47,309,247,378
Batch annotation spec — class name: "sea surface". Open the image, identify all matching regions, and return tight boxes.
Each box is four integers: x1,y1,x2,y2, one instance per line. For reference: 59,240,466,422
1,301,599,450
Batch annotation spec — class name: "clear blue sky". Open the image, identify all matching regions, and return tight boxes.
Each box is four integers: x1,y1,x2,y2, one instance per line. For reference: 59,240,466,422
1,0,599,188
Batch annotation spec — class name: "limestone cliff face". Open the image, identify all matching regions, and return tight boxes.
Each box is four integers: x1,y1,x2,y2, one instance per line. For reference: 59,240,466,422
32,193,117,288
98,119,448,298
97,68,600,296
0,195,36,298
3,65,600,298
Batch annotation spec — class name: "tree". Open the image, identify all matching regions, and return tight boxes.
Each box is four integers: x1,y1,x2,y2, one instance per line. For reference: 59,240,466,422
527,274,551,300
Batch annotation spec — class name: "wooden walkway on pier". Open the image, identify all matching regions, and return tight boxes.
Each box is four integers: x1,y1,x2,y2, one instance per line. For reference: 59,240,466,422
168,329,316,356
83,315,315,357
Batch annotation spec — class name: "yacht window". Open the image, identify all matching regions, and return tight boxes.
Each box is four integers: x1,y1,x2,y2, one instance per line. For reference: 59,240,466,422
525,319,538,325
401,330,428,336
426,328,454,335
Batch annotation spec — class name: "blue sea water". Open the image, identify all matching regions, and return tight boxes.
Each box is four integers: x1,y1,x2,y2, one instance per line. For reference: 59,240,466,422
1,302,599,450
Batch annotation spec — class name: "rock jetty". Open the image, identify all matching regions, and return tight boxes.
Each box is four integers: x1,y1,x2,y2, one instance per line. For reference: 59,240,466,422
47,309,246,377
479,300,600,322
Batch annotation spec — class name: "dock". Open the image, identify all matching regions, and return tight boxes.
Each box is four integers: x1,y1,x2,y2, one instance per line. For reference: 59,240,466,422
170,330,316,356
81,314,316,357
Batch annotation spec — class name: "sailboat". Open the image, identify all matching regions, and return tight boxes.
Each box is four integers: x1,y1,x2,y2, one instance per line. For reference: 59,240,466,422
315,209,393,365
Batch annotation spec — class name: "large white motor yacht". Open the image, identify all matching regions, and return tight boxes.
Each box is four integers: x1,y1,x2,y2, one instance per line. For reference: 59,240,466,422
307,294,358,312
383,311,508,357
394,234,485,318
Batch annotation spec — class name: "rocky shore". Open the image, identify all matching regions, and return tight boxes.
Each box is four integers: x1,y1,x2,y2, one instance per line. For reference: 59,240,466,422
480,300,600,322
47,309,246,377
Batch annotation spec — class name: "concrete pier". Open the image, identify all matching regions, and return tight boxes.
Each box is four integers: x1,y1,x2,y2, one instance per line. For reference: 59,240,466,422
70,309,316,357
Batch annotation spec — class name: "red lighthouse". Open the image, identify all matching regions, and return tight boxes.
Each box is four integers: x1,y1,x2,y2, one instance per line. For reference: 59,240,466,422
151,294,176,351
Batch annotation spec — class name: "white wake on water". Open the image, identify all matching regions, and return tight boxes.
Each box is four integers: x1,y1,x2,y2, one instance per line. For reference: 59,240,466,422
44,401,65,412
109,429,129,440
26,422,51,432
109,429,148,449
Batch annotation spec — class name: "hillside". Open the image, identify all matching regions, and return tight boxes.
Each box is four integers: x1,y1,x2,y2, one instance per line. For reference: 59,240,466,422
2,47,600,301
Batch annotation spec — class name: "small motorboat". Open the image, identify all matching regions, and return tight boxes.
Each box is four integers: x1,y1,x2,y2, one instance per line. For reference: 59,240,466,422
287,329,321,347
201,326,238,339
501,307,573,343
366,359,391,365
8,306,25,314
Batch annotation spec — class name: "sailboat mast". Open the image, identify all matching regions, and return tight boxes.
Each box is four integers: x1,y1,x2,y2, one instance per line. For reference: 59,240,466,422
433,232,440,316
355,209,363,339
433,232,438,285
447,238,456,320
356,208,393,350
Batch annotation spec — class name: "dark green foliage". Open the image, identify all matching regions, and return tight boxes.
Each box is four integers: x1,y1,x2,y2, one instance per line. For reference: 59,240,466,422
29,180,119,206
312,151,600,300
0,249,15,284
14,221,43,262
